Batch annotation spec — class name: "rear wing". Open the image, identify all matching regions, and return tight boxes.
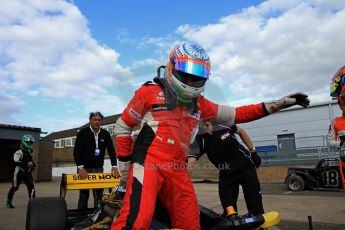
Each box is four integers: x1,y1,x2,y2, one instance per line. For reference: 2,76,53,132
60,173,120,197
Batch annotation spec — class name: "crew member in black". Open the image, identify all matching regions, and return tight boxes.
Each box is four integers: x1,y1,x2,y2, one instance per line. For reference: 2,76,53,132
188,122,264,215
73,111,119,210
6,134,36,208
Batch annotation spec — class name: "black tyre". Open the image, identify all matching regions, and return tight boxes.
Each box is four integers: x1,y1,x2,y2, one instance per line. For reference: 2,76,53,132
26,197,67,230
286,174,305,191
199,205,226,230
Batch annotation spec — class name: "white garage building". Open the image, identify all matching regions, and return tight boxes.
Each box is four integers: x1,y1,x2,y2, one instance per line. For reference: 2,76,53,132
231,99,341,164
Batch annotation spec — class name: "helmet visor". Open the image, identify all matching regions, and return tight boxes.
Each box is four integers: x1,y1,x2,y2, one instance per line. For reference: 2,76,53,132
22,141,33,149
172,70,206,88
174,59,210,79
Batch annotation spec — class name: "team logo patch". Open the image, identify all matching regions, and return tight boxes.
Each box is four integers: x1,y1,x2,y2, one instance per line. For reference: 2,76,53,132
188,111,201,120
176,45,184,57
129,108,142,121
152,105,169,111
156,91,165,101
220,132,231,140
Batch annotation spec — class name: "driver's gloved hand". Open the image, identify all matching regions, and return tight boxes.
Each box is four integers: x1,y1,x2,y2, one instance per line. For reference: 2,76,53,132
118,160,130,188
339,135,345,147
264,92,310,114
250,151,261,168
340,145,345,162
113,185,126,200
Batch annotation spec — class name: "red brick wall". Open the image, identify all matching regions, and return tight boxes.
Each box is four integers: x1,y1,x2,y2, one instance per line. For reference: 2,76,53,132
32,142,54,182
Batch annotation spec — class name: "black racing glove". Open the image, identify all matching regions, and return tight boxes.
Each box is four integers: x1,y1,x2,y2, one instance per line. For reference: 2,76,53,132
251,151,261,168
28,161,36,172
340,145,345,162
265,92,310,114
339,135,345,147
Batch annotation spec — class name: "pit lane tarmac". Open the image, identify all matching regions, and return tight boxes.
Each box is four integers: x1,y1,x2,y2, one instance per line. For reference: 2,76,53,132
194,180,345,230
0,178,344,230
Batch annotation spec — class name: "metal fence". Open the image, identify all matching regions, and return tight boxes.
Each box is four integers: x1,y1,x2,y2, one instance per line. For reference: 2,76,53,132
251,135,339,166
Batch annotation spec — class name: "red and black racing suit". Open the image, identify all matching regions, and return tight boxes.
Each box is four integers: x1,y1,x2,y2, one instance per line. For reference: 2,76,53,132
7,148,36,201
190,126,264,215
112,80,269,230
328,116,345,190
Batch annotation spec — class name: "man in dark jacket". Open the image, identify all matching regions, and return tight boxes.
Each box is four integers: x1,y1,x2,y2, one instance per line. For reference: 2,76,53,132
73,111,119,210
6,134,36,208
188,122,263,215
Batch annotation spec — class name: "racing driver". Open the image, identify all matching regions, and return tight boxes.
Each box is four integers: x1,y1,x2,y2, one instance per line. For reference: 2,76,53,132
112,43,310,229
328,65,345,190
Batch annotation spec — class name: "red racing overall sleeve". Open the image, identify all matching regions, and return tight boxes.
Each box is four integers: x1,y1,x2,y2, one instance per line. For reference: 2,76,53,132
114,86,147,161
199,96,268,125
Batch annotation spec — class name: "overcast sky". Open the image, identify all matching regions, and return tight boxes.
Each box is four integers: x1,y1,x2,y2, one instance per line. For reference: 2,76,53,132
1,0,345,134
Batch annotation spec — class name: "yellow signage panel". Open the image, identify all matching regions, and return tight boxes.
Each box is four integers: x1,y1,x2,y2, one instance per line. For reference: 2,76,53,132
63,173,120,190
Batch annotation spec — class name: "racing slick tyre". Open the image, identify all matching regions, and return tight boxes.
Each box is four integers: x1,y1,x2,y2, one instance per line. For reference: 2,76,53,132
26,197,67,230
286,174,305,191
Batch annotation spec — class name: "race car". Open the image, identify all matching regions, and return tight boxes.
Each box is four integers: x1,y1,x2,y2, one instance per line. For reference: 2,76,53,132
26,173,280,230
285,158,344,191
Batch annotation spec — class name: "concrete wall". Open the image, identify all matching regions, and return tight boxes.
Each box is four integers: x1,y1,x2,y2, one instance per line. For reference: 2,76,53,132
256,166,290,181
